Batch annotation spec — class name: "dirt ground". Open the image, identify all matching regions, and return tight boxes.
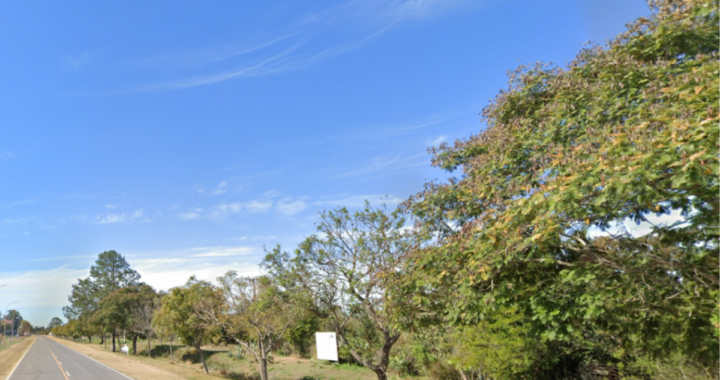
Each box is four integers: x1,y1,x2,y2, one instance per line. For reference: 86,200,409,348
49,336,213,380
0,336,35,379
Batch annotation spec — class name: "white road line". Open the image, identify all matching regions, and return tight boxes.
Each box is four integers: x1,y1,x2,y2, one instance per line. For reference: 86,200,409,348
66,371,71,377
6,338,34,380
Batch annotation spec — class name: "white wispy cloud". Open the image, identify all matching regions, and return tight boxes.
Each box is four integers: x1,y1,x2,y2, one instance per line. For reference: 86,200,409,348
276,198,308,215
97,209,144,224
428,135,447,146
380,0,483,21
231,235,279,242
31,255,96,262
132,32,301,69
179,200,274,220
313,194,404,208
139,39,308,91
189,246,257,257
263,189,281,198
256,21,397,75
216,203,243,214
111,0,483,92
309,0,481,26
296,111,458,145
179,210,202,220
244,200,274,213
333,154,401,178
211,181,228,196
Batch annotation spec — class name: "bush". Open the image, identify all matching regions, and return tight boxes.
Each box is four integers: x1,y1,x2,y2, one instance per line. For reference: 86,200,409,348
428,361,461,380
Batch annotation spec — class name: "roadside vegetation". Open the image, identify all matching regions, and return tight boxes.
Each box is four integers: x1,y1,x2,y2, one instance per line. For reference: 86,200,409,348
49,1,718,379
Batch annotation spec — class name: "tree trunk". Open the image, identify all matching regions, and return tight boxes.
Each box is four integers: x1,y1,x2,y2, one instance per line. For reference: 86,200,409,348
259,358,268,380
147,336,152,358
336,328,397,380
112,331,116,352
374,332,396,380
258,339,269,380
169,338,174,363
197,344,208,374
88,335,92,343
373,369,388,380
132,335,138,355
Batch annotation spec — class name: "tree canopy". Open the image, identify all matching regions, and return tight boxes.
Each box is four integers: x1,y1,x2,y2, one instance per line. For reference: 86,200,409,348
216,273,296,380
403,0,718,377
154,276,223,374
264,203,416,380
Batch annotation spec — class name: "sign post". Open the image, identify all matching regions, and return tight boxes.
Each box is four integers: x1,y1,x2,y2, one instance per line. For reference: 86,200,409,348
315,332,338,361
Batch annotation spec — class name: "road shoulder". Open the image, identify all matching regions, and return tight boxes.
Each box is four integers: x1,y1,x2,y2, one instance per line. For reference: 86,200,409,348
48,337,182,380
0,337,35,380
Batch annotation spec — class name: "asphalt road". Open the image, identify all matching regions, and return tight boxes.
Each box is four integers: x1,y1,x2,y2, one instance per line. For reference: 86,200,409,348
8,336,133,380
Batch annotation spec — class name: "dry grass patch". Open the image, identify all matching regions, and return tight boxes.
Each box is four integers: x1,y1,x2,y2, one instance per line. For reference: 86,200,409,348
52,338,420,380
0,336,35,379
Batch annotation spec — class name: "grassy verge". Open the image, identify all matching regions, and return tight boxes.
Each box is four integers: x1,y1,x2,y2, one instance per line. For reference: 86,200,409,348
0,336,35,379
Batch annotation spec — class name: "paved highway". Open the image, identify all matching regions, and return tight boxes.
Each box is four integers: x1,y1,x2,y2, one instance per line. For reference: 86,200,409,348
8,336,133,380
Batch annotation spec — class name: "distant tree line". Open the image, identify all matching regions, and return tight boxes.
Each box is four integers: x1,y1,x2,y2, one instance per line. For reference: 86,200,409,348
54,1,718,379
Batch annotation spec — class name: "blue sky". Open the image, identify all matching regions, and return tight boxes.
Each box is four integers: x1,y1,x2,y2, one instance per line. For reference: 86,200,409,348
0,0,649,326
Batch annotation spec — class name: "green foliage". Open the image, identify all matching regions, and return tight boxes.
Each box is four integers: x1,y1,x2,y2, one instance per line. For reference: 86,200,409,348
263,202,415,380
154,276,222,348
63,250,141,341
47,317,63,330
284,313,321,358
404,0,719,378
19,320,32,335
427,361,461,380
216,272,296,380
4,310,22,335
153,276,223,373
89,250,142,298
450,306,548,380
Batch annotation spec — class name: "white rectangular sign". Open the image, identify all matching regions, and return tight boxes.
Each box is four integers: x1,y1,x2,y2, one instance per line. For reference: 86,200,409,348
315,332,338,361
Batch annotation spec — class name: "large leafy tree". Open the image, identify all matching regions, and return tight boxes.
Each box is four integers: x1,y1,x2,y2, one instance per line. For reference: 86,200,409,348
64,250,141,348
124,286,163,358
90,250,142,295
94,289,132,352
212,273,296,380
403,0,718,378
5,310,22,336
47,317,64,330
95,285,157,353
264,203,416,380
154,277,223,374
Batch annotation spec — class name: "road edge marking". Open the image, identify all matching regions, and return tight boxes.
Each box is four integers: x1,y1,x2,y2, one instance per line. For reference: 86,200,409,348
5,337,35,380
48,338,135,380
